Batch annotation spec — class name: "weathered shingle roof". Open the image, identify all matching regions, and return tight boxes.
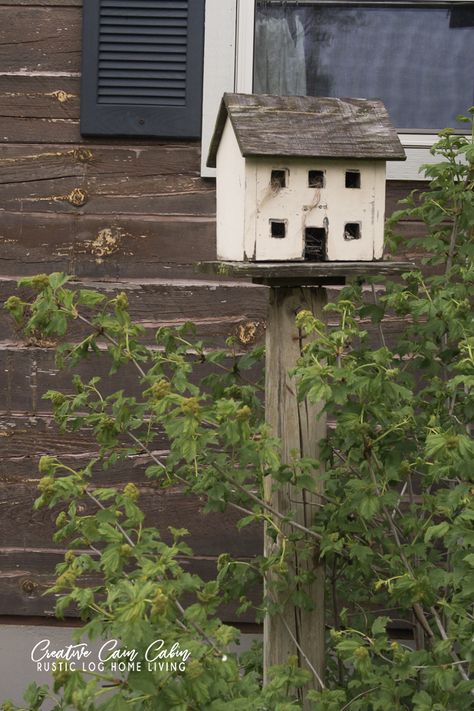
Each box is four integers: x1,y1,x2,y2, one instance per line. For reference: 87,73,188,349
207,93,406,168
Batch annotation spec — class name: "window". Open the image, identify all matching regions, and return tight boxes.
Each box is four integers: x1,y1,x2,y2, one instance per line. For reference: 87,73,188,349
345,171,361,189
81,0,205,138
344,222,361,241
308,170,325,188
270,219,287,238
271,169,288,189
200,0,473,179
254,1,474,132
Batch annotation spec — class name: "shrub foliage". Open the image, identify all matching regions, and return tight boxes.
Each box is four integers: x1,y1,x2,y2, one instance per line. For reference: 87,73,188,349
2,113,473,710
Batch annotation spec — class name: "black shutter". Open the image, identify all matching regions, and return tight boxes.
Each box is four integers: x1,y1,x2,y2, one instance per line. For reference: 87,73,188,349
81,0,205,138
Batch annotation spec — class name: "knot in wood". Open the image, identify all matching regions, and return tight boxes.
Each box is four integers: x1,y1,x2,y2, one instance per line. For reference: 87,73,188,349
237,320,262,345
73,148,94,163
67,188,88,207
50,90,75,104
21,578,39,596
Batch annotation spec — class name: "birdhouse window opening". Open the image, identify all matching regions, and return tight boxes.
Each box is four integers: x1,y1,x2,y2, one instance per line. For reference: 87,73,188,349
304,227,326,262
271,169,288,190
345,170,361,189
308,170,325,188
270,219,287,239
344,223,361,241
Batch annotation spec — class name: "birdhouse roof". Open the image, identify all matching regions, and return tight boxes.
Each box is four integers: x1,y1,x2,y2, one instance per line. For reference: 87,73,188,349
207,93,406,168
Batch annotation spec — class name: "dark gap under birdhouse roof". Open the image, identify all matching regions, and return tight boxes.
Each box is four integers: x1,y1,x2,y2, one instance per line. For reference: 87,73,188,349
207,93,406,168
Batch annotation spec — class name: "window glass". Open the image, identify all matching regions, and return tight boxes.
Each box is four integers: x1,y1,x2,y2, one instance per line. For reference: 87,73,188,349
254,2,474,130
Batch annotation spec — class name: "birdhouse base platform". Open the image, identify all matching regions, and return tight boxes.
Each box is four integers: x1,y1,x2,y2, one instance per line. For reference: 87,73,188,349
198,260,415,286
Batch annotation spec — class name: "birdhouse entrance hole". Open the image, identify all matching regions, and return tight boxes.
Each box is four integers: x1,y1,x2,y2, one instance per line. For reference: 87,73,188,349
270,219,287,238
345,170,361,188
308,170,325,188
304,227,326,261
271,170,288,190
344,223,361,240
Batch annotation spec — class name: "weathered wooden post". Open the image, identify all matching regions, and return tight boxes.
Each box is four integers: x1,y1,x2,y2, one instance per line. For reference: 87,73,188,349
263,283,327,696
199,262,412,705
203,92,409,704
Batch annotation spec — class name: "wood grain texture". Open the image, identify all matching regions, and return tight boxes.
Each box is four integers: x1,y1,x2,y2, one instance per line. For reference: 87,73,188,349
0,145,214,213
0,213,217,277
0,142,202,177
264,287,326,701
0,76,79,122
199,259,416,285
208,93,406,167
0,549,260,622
0,1,82,5
0,345,263,414
0,277,268,345
0,480,261,557
0,6,82,73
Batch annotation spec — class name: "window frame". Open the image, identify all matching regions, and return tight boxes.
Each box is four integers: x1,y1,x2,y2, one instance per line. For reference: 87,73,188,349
201,0,472,180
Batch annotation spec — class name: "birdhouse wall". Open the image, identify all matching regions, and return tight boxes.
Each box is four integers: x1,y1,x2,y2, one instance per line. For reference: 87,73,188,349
216,118,246,261
247,158,386,262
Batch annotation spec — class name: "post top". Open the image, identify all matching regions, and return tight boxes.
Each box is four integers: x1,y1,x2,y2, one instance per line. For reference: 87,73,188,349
197,260,416,286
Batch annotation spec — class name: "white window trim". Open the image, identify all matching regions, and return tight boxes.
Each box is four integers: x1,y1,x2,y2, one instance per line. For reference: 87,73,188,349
201,0,465,180
201,0,255,177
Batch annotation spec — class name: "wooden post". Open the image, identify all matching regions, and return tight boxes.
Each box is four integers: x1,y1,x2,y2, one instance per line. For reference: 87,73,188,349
197,261,414,705
264,286,327,703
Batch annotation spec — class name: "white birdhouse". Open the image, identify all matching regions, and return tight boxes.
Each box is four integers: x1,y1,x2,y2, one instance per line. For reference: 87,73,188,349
207,94,406,262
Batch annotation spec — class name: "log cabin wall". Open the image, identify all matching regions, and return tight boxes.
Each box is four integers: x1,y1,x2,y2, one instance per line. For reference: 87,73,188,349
0,0,425,623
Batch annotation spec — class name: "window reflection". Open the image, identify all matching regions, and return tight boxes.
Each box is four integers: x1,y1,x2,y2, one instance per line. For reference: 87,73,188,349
254,3,474,130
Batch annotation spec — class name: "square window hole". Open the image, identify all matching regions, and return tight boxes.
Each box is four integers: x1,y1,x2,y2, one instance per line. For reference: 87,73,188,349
271,170,287,190
270,220,287,238
345,170,361,188
308,170,325,188
304,227,326,261
344,223,361,240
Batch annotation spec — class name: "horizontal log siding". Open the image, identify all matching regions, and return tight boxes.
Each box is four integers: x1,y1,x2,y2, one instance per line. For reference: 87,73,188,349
0,0,426,619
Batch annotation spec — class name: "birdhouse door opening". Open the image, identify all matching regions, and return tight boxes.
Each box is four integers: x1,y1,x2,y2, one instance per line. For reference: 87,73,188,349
304,227,326,261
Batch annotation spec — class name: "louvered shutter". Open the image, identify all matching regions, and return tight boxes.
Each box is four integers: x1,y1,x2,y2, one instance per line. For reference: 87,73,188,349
81,0,205,138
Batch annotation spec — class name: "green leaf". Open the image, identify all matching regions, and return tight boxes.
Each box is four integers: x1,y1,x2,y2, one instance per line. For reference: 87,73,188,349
23,683,48,709
359,496,380,520
371,616,390,637
77,289,106,307
98,696,130,711
424,521,450,543
127,669,157,695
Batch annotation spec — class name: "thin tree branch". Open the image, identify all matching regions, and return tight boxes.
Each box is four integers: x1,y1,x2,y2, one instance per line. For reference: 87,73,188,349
277,610,326,691
127,431,323,543
339,686,380,710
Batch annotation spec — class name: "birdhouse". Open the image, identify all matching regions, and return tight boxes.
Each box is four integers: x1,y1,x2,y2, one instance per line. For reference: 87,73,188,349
207,94,406,262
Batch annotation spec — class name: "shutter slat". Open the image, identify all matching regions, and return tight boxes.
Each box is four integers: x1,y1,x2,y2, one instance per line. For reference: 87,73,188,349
97,0,189,106
100,27,188,35
100,44,187,52
99,53,186,62
101,10,188,19
98,96,185,106
101,0,187,6
100,78,186,87
100,60,186,74
99,61,186,70
99,88,185,97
